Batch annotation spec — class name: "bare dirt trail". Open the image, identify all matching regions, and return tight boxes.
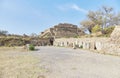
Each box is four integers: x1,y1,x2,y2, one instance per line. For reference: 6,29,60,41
0,46,120,78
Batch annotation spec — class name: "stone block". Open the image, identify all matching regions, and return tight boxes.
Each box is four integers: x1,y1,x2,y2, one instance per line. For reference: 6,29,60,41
95,42,102,51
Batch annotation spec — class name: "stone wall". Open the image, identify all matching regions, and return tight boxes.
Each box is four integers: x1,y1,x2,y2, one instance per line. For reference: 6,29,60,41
54,38,120,55
53,26,120,56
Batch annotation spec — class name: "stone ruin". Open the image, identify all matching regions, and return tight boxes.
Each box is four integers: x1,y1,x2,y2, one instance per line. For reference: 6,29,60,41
54,26,120,56
110,26,120,43
40,23,85,38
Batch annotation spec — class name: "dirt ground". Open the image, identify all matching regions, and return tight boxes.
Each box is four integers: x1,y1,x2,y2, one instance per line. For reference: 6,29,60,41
0,46,120,78
0,47,46,78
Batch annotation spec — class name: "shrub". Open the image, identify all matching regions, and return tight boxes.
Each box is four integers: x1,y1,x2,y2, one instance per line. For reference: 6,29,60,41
80,45,83,49
74,35,79,38
29,44,35,51
92,25,101,33
102,26,115,35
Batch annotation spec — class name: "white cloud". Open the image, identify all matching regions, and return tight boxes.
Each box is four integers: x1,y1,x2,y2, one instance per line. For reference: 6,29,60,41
58,3,88,13
71,4,88,13
57,4,70,11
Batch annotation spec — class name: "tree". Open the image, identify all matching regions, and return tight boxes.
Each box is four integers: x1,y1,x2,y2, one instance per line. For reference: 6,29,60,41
92,25,101,33
81,6,120,33
87,6,119,28
87,10,103,26
30,33,38,38
80,20,95,33
109,13,120,26
0,30,8,36
23,34,29,38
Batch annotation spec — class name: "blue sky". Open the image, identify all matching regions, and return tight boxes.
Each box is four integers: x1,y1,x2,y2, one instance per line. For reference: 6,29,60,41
0,0,119,35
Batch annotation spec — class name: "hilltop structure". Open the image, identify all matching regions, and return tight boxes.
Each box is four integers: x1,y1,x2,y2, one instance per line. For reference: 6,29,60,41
40,23,85,38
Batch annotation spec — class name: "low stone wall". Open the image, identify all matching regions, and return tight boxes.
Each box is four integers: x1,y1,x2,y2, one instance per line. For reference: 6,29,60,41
53,38,120,56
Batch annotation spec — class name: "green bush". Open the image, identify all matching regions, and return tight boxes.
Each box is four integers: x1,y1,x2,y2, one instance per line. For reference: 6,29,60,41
102,26,115,35
92,25,101,33
80,45,83,49
29,44,35,51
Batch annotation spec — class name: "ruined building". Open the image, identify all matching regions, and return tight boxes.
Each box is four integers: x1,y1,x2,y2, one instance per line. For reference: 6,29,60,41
40,23,85,38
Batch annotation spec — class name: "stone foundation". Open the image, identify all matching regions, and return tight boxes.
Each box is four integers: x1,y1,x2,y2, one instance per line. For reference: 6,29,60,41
54,37,120,56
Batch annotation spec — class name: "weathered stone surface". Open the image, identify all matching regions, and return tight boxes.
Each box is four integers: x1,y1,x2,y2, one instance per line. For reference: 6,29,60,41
111,26,120,43
89,42,95,50
40,23,85,38
95,41,102,51
53,37,120,55
53,25,120,56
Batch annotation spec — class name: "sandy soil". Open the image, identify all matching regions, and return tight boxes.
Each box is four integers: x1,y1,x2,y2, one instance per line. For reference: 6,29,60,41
0,46,120,78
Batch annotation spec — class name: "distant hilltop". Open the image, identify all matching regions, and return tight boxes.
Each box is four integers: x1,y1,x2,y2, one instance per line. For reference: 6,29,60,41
40,23,85,38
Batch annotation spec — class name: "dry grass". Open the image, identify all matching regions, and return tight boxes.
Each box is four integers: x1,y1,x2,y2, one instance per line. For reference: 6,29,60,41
0,47,46,78
0,47,26,52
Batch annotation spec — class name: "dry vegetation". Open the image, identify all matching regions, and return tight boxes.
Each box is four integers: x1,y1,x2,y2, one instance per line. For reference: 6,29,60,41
0,47,46,78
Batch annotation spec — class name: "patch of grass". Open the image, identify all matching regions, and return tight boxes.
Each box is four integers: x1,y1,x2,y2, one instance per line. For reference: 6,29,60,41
29,44,35,51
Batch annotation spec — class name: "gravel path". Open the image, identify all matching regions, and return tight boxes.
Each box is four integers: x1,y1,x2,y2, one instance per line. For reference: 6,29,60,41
0,46,120,78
